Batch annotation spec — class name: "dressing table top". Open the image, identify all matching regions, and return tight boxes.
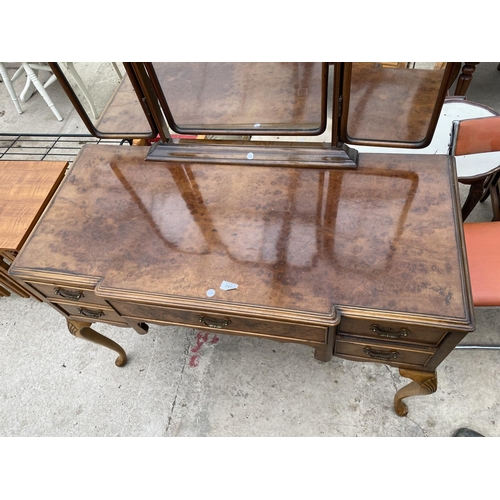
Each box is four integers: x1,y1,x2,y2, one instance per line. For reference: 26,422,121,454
11,145,473,330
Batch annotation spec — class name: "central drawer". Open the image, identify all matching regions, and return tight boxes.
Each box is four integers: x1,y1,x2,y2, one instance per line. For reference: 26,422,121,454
109,300,328,344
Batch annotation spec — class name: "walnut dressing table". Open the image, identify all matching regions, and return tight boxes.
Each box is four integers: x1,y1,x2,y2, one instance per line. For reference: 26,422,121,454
9,144,475,416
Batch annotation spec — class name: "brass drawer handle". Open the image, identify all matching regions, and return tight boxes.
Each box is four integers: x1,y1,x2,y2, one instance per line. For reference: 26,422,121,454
54,287,84,301
363,347,399,361
199,315,231,329
78,307,104,319
370,324,409,339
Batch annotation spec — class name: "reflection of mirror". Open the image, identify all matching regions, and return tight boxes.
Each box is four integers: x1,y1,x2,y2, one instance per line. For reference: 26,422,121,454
331,169,418,273
56,63,124,121
50,62,157,139
340,62,461,148
110,158,417,277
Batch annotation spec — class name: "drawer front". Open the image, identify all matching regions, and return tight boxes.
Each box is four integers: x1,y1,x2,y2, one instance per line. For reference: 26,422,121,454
335,336,435,368
339,317,449,347
110,300,327,344
27,282,108,308
51,300,127,325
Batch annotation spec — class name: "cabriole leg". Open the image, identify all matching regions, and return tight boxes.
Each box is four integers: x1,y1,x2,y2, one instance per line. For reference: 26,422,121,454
394,368,437,417
67,320,127,367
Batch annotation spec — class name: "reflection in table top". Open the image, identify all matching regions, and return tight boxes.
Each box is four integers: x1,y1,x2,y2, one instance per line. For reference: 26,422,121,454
11,145,471,327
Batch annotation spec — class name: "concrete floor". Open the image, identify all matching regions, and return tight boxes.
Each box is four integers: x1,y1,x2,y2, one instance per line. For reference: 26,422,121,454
1,63,500,437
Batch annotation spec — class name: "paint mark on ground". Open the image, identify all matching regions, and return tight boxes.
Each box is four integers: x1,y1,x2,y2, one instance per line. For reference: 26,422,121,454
189,331,220,367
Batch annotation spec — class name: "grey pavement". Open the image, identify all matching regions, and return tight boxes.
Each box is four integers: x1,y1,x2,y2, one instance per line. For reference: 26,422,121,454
1,62,500,437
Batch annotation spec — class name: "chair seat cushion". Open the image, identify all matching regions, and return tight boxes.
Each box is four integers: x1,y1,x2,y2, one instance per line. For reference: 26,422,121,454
463,221,500,306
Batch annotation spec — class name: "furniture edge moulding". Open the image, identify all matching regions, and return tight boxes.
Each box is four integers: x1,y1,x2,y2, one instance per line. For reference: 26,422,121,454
7,268,103,290
335,305,475,333
95,283,340,328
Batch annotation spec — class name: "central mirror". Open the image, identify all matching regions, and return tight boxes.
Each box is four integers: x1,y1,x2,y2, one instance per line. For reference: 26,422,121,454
148,62,328,135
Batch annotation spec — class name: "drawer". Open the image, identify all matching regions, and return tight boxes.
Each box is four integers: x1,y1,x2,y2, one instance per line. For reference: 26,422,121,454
50,300,127,325
335,336,435,368
339,317,449,347
110,300,328,344
27,282,109,308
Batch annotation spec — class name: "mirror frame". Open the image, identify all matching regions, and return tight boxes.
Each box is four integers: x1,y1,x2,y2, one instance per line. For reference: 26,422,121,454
338,62,462,149
49,62,160,140
144,62,330,137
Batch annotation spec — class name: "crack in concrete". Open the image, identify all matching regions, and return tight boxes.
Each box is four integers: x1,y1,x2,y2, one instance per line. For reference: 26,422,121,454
117,329,157,437
406,416,428,437
165,330,192,435
384,364,400,391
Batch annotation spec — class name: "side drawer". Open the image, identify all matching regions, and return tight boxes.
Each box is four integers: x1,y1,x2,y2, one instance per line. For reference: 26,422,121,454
335,336,435,368
50,300,127,325
27,281,109,308
339,317,449,347
110,300,328,344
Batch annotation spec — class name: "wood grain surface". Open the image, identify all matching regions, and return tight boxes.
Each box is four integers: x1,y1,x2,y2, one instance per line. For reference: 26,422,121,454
0,161,67,251
10,145,471,326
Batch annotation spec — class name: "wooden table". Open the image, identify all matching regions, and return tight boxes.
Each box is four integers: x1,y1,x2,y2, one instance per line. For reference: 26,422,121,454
9,145,475,416
0,161,68,298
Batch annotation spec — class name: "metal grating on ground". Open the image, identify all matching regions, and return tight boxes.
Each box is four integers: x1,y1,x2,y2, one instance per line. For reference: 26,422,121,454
0,135,124,163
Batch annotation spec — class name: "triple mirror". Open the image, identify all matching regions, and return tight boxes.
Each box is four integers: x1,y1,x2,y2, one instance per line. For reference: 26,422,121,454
50,61,461,157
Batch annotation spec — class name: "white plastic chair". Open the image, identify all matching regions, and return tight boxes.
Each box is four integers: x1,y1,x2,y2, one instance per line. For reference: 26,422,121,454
10,62,63,121
0,62,23,114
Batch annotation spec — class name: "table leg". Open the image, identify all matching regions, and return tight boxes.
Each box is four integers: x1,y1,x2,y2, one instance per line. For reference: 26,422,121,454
314,345,332,362
394,368,437,417
490,179,500,221
67,319,127,367
454,62,479,96
314,328,334,362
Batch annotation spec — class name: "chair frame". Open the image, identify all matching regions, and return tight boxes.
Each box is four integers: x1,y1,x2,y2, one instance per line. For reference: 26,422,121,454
449,112,500,221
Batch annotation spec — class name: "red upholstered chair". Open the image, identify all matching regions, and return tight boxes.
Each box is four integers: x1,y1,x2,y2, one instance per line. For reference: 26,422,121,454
450,115,500,221
456,221,500,350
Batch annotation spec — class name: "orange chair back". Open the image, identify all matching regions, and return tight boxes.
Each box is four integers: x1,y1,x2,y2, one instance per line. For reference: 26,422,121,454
454,115,500,156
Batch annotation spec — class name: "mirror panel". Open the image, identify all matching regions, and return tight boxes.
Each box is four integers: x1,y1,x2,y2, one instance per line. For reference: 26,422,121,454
53,62,155,138
341,62,459,147
150,62,327,135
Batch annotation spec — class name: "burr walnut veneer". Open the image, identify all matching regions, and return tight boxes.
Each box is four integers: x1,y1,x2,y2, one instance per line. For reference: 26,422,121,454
9,145,475,416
